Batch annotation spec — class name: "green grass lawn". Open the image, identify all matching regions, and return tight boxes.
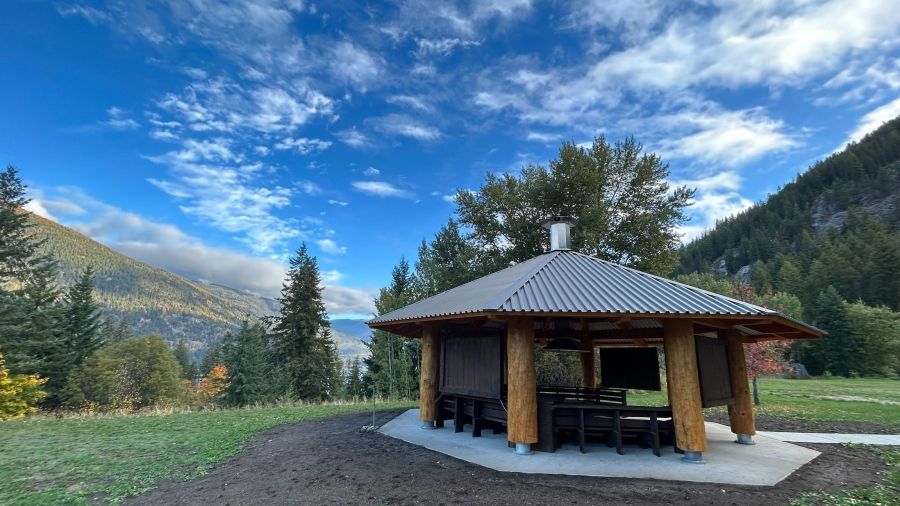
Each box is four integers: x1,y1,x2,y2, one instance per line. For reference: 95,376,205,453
629,376,900,428
0,401,414,505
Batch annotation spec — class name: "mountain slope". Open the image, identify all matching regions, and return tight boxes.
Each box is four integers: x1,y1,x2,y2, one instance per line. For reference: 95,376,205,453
677,116,900,314
32,215,369,358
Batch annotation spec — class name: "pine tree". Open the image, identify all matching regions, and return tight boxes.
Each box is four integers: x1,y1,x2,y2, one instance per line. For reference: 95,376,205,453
343,357,365,399
0,165,64,389
173,340,195,380
365,259,418,399
270,243,340,401
221,321,272,406
61,267,103,370
807,286,857,376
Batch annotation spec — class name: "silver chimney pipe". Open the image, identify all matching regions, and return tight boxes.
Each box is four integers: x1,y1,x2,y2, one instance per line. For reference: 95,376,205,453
541,217,575,251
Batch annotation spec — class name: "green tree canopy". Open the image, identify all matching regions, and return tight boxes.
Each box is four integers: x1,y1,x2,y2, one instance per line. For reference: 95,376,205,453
455,137,694,275
270,243,340,401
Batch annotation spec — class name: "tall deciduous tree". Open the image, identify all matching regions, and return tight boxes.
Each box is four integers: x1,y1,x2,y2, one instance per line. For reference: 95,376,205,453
270,243,340,401
455,137,694,275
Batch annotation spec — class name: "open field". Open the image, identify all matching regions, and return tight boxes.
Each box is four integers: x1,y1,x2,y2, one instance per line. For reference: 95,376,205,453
3,378,898,505
630,377,900,428
0,401,414,505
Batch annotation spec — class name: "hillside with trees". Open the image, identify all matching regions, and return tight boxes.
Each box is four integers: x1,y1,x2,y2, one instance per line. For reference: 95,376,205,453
676,117,900,377
677,116,900,314
26,214,366,359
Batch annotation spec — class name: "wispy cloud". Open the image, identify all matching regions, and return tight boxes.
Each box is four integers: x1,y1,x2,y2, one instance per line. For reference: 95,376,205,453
671,171,754,242
274,136,332,154
316,238,347,255
352,181,412,198
369,114,441,141
847,97,900,144
335,127,372,148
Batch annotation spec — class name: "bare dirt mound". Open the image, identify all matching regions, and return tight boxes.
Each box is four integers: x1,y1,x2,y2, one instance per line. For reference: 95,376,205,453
128,409,886,506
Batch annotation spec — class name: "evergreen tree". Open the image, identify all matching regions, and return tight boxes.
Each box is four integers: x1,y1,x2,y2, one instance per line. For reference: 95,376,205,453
343,357,365,399
173,340,196,380
199,341,223,376
806,286,857,376
365,259,418,399
270,243,340,401
61,267,103,370
0,165,64,394
221,321,272,406
414,219,480,298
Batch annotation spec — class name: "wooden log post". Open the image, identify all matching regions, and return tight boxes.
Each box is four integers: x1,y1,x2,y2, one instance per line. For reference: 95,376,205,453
507,317,538,454
581,337,596,388
724,329,756,443
663,319,708,462
419,326,441,428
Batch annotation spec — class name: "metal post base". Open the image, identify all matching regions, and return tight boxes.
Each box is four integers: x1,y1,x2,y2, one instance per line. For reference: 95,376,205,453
515,443,533,455
420,420,437,430
681,451,705,464
735,434,755,445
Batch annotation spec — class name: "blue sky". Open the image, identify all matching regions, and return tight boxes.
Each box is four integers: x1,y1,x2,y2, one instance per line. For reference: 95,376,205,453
2,1,899,318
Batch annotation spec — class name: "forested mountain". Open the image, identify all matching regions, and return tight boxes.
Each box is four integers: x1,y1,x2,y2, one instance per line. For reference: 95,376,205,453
677,116,900,317
31,214,366,358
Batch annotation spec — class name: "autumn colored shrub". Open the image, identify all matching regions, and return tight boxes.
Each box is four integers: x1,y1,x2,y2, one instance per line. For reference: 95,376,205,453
0,351,46,420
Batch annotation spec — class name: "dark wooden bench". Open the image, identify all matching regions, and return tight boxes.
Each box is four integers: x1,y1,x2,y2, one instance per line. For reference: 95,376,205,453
537,386,627,405
437,394,507,437
552,403,674,456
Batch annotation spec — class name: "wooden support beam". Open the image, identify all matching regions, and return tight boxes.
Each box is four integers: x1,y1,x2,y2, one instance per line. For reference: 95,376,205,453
507,317,538,445
581,337,596,388
663,319,708,453
419,326,441,422
724,329,756,437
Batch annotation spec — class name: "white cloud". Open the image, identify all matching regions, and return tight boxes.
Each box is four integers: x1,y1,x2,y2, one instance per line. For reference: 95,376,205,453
330,41,382,88
525,131,562,143
26,186,374,313
671,171,755,242
23,200,56,221
273,136,332,154
363,167,380,176
414,37,480,58
655,105,799,167
144,139,304,255
386,94,433,112
296,180,322,195
327,199,348,206
316,238,347,255
352,181,412,198
57,4,111,24
335,127,371,148
847,97,900,144
369,114,441,141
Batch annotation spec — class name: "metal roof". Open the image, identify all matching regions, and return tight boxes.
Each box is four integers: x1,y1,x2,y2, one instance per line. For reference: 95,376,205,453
369,250,819,336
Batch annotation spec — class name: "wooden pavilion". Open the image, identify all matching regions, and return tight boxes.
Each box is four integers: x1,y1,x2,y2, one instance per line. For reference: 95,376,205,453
368,220,821,463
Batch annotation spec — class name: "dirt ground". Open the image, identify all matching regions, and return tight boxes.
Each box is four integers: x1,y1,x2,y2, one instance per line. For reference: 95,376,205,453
128,409,889,506
705,411,899,434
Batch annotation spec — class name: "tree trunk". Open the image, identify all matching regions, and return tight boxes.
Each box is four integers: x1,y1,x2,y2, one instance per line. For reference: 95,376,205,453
752,376,760,406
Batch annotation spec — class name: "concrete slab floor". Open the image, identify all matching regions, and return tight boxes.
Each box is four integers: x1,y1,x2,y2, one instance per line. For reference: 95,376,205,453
758,431,900,445
380,409,821,486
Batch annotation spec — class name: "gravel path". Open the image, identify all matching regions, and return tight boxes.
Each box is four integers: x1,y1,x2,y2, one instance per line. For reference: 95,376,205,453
128,409,888,506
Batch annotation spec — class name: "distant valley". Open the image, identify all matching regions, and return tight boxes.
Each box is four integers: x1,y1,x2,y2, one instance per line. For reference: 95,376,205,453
33,214,371,360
